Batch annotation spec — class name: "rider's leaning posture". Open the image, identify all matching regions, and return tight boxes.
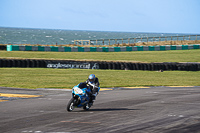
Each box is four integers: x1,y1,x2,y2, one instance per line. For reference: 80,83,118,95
84,74,100,105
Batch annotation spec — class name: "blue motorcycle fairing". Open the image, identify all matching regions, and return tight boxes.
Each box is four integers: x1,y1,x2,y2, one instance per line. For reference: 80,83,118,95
72,84,92,108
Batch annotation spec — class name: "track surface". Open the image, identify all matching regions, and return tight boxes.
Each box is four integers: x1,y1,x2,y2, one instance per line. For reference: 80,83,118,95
0,86,200,133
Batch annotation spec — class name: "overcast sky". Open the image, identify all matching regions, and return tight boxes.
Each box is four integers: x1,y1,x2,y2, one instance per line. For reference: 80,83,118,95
0,0,199,33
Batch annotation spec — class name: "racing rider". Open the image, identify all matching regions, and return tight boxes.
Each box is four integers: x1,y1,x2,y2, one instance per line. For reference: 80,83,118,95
84,74,100,105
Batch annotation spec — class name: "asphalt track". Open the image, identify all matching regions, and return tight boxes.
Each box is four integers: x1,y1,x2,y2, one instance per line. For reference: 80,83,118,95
0,86,200,133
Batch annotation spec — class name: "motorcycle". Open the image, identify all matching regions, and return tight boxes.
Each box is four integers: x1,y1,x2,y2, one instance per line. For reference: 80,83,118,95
67,83,100,112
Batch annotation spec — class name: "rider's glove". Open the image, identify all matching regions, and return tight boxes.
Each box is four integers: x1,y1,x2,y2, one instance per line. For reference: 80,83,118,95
88,82,95,88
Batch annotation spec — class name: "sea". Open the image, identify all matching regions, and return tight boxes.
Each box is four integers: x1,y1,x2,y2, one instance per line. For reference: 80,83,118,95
0,27,194,45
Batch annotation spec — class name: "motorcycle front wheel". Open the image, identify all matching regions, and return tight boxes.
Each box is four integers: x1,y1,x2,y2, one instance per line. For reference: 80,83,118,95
67,98,75,112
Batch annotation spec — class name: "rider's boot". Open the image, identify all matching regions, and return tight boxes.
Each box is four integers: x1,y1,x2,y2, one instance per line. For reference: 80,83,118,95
89,97,94,106
88,92,97,106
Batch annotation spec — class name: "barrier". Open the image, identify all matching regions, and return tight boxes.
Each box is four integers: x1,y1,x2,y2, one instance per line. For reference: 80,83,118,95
1,59,199,71
6,44,200,52
0,45,7,50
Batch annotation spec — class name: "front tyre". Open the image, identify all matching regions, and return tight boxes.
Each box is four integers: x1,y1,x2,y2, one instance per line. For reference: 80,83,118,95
67,98,75,112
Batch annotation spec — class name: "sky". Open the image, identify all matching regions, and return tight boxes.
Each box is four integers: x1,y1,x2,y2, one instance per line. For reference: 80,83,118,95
0,0,200,33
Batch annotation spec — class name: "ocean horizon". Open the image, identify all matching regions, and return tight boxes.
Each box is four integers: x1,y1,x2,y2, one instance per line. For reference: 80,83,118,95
0,27,193,45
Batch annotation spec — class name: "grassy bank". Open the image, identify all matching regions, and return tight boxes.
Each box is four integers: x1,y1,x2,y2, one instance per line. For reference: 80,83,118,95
0,68,199,89
1,50,199,89
0,49,200,63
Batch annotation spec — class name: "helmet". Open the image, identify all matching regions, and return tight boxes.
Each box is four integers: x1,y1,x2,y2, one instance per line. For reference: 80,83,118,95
88,74,95,83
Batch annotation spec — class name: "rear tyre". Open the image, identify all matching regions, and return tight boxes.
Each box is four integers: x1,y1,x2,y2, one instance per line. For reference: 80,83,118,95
67,98,75,112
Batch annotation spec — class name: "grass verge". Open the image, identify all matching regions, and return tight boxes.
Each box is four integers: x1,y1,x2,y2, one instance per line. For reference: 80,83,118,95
0,68,199,89
0,49,200,63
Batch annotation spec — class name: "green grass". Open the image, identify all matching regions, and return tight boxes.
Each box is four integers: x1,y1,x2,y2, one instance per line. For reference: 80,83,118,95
1,50,200,89
0,49,200,62
0,68,199,89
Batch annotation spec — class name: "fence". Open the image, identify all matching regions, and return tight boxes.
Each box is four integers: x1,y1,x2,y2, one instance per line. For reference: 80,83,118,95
6,44,200,52
74,35,200,46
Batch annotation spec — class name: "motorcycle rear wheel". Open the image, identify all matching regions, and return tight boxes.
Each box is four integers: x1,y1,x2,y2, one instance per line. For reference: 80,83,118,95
67,98,75,112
